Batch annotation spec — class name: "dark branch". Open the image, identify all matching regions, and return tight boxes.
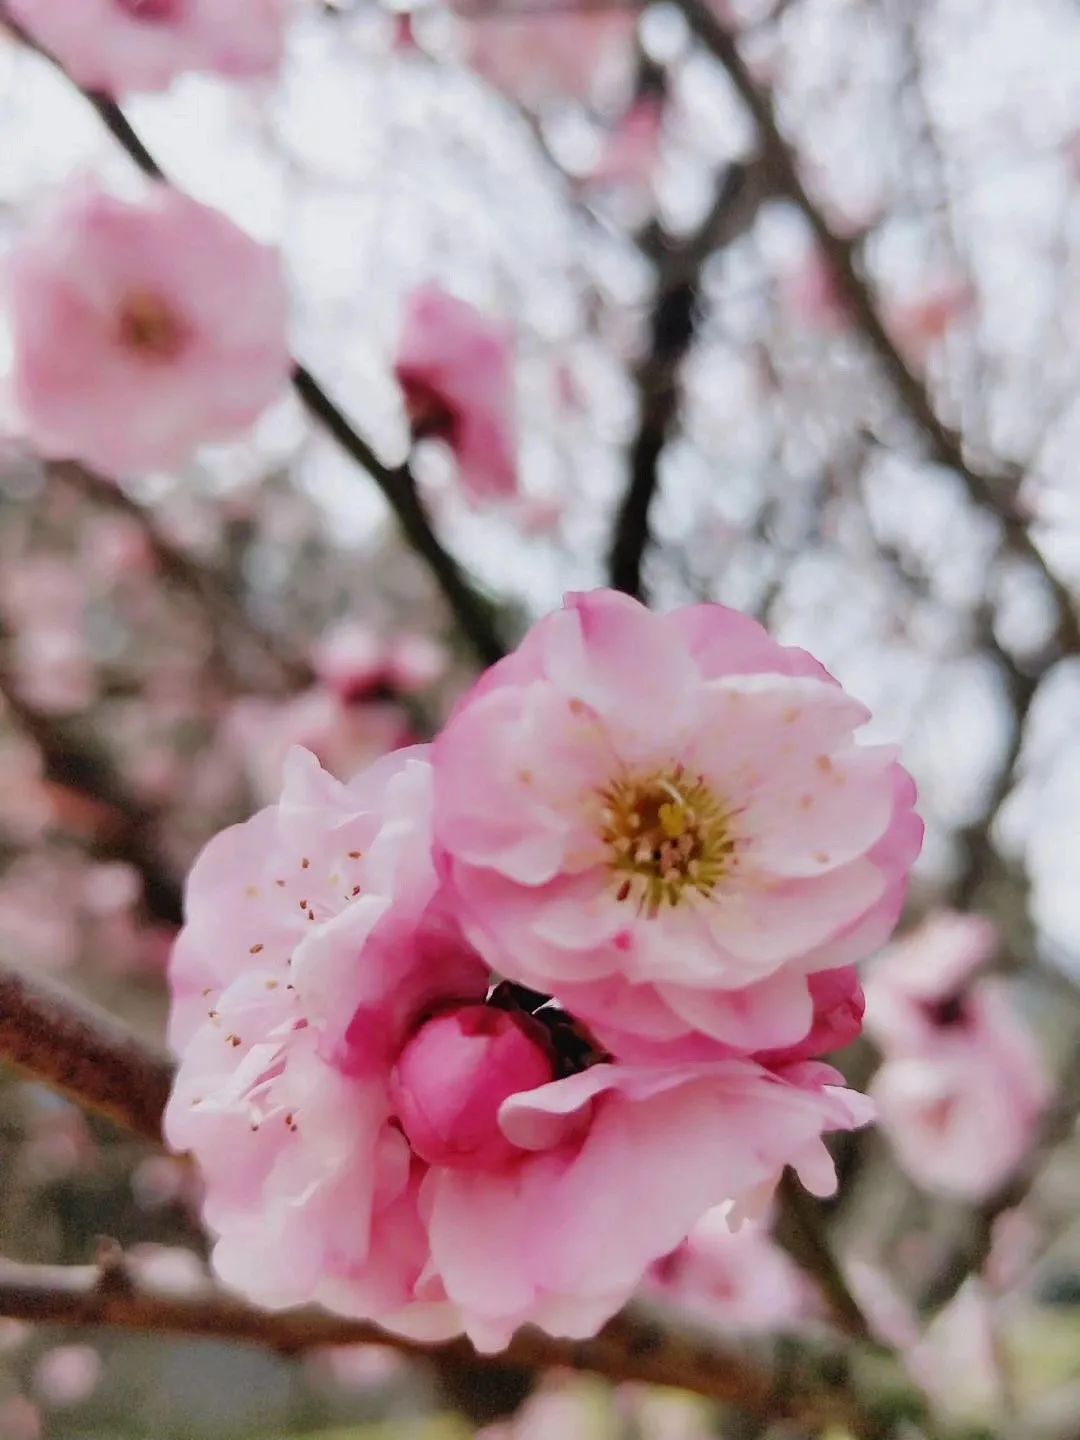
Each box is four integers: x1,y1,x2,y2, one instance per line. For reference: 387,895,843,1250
609,161,772,598
0,1256,892,1429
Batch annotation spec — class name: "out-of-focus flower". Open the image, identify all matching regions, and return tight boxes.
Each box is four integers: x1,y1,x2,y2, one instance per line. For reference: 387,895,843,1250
6,180,289,476
460,6,634,107
312,620,447,703
165,746,870,1352
395,285,518,502
584,96,664,196
433,589,921,1062
7,0,286,96
648,1208,809,1332
887,282,973,366
0,1395,42,1440
866,912,1049,1200
906,1279,1005,1425
33,1345,102,1409
227,689,416,803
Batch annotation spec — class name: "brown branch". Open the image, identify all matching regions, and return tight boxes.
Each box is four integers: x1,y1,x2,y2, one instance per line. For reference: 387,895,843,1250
0,8,506,672
672,0,1080,660
0,1256,893,1431
609,161,773,597
0,959,172,1143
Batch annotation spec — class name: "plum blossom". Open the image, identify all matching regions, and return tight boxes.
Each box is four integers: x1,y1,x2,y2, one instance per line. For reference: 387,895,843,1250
312,620,447,704
7,0,286,96
394,285,518,502
166,745,870,1351
433,589,921,1062
648,1208,809,1333
865,912,1049,1200
5,180,289,476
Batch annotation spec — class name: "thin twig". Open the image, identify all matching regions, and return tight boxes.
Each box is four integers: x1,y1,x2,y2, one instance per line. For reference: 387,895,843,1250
0,8,506,671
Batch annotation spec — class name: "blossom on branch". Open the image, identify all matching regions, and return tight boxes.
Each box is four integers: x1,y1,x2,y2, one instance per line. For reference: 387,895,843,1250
394,285,518,503
5,180,290,476
165,735,871,1352
432,589,922,1063
8,0,286,96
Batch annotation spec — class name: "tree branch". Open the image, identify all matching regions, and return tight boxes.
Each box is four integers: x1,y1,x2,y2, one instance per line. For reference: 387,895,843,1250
672,0,1079,658
0,960,172,1143
0,1256,893,1431
0,8,506,671
610,161,773,598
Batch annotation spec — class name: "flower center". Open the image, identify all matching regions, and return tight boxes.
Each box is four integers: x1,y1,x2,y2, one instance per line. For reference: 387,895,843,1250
115,0,182,21
116,290,188,360
598,766,736,913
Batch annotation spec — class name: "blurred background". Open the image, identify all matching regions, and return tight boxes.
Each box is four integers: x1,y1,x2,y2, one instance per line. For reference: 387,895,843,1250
1,0,1079,1435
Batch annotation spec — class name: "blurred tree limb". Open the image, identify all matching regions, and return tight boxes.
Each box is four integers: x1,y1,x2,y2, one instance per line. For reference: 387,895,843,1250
0,1252,903,1433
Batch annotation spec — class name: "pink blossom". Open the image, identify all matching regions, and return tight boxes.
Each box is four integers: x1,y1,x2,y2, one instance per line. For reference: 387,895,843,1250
227,689,416,803
165,746,870,1351
433,589,921,1061
33,1345,101,1409
585,97,664,195
7,0,286,96
866,912,1049,1200
648,1209,809,1333
312,620,447,704
6,180,289,476
394,285,518,502
460,8,635,107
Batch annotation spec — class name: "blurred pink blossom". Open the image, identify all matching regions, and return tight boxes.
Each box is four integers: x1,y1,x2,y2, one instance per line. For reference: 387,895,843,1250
649,1208,809,1332
165,746,869,1351
460,8,634,107
0,1396,42,1440
7,0,286,95
227,690,416,803
395,285,518,502
585,96,664,195
433,589,921,1061
313,620,447,703
6,180,289,476
866,912,1050,1200
33,1345,102,1409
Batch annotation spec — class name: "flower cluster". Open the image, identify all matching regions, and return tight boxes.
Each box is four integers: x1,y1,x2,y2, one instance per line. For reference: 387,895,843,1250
166,590,921,1350
865,911,1049,1199
9,0,286,96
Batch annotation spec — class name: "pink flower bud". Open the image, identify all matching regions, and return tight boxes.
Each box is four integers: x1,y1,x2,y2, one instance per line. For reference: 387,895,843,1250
391,1006,554,1171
